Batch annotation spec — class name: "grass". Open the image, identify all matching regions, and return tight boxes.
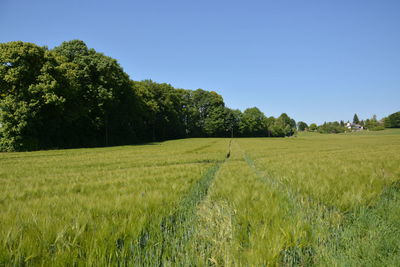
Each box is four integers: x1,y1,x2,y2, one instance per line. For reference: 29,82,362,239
0,129,399,265
0,139,228,265
342,128,400,136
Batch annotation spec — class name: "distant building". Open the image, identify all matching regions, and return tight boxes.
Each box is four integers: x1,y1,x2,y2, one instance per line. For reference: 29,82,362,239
346,122,364,131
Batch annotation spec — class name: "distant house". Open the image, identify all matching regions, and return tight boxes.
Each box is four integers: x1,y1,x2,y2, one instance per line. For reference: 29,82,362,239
346,122,364,131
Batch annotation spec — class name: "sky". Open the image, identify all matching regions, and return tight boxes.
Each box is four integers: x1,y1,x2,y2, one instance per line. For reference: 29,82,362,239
1,0,399,124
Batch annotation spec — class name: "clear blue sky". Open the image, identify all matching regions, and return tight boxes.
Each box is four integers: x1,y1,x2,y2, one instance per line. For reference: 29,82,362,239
1,0,399,124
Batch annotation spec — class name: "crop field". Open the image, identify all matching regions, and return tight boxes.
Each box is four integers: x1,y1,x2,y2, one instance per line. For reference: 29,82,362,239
1,130,400,266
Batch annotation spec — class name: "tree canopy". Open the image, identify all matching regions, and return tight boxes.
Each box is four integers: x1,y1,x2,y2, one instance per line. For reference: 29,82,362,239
353,113,360,124
384,111,400,128
297,121,308,131
0,40,300,151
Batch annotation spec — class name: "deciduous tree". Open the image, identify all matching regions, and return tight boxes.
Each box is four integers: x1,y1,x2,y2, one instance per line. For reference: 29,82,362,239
297,121,308,131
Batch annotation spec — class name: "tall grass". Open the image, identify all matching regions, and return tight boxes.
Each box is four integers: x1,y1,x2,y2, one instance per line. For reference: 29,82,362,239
180,130,400,265
234,130,400,265
187,142,312,265
1,130,399,265
239,133,400,210
0,139,227,265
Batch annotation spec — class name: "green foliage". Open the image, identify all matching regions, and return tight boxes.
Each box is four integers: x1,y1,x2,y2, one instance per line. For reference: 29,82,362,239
189,89,226,137
309,123,318,131
0,96,38,151
0,42,63,151
239,107,267,137
4,39,380,150
0,41,46,98
370,125,385,131
203,106,231,137
268,113,297,137
297,121,308,131
318,121,346,134
51,40,142,147
384,111,400,128
1,40,305,151
0,40,143,150
0,39,301,151
364,114,384,131
353,113,360,124
133,80,185,141
224,108,242,137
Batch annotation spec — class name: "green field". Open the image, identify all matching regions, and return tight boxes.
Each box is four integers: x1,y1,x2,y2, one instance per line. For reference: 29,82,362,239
1,130,400,266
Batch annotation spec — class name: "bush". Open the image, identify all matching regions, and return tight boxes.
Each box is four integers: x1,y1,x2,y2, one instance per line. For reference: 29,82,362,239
370,126,385,131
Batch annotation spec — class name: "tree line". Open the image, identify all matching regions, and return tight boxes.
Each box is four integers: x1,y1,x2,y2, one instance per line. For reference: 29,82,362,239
0,40,297,151
296,112,400,134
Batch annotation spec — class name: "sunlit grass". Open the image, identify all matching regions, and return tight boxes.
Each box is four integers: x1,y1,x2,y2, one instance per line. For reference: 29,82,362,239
189,142,311,265
1,132,399,265
234,130,400,265
238,133,400,210
0,139,227,265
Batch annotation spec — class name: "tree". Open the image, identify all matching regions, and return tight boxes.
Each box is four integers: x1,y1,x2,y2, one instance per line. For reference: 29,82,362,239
0,40,144,151
133,80,185,141
276,113,296,136
52,40,142,147
318,121,345,134
226,109,242,137
265,116,276,137
204,106,230,137
353,113,360,124
239,107,267,137
297,121,308,131
364,114,383,130
384,111,400,128
184,89,225,137
267,113,296,137
1,39,308,151
0,41,46,98
0,41,62,151
309,123,318,131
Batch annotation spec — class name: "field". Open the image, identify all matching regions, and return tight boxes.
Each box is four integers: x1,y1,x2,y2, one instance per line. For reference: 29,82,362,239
1,130,400,266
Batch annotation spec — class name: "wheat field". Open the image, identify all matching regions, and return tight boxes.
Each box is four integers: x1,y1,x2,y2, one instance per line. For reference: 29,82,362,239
1,130,399,266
